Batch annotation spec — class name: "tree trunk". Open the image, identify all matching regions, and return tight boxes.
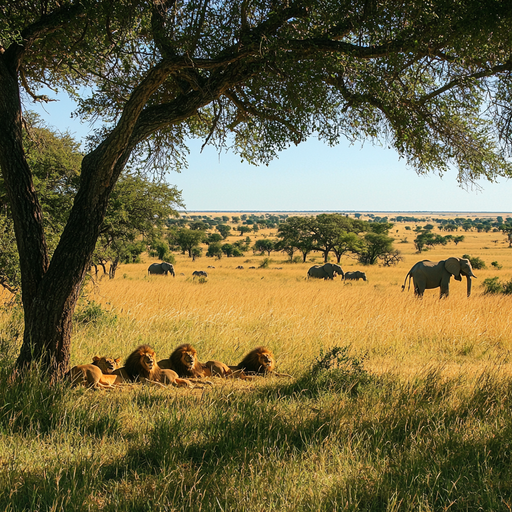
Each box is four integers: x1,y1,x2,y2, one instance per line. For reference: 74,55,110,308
1,22,232,378
0,51,127,377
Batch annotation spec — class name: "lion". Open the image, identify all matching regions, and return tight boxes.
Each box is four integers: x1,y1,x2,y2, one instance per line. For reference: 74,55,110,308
92,355,122,386
233,346,292,377
201,360,256,380
67,355,121,389
159,344,214,385
202,360,233,377
115,345,194,388
159,344,206,378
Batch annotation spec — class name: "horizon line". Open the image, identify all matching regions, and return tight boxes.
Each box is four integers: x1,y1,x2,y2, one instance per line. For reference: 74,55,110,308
177,210,512,214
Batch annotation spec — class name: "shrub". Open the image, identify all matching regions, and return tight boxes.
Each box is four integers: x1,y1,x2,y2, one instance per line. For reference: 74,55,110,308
491,261,503,270
482,277,512,295
462,254,486,270
308,346,369,393
482,277,503,294
259,257,271,269
73,299,117,326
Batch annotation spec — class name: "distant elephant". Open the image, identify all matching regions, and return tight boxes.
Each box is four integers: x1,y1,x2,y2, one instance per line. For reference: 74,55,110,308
307,263,344,280
192,270,208,278
148,262,175,276
402,257,477,298
344,271,367,281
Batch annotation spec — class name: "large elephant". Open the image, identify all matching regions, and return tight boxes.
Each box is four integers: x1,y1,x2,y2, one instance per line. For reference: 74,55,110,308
344,271,367,281
402,257,476,298
307,263,344,280
148,262,175,276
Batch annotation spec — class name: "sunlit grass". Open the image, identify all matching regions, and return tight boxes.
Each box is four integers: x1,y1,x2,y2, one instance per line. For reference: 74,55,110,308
2,216,512,511
72,219,512,378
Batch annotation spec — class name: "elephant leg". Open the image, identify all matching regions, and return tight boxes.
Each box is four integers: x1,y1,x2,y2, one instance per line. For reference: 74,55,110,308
413,284,424,298
440,275,450,298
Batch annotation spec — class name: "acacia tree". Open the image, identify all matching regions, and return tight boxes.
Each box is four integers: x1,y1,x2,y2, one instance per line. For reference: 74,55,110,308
2,1,512,377
276,216,315,262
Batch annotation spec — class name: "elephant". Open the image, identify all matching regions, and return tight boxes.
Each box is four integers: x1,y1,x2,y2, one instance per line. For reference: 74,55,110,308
307,263,344,280
344,271,367,281
148,262,175,276
192,270,208,278
402,257,477,298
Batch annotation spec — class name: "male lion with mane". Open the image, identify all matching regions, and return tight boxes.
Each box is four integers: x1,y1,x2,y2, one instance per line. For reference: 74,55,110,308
159,344,213,384
114,345,194,388
233,346,292,377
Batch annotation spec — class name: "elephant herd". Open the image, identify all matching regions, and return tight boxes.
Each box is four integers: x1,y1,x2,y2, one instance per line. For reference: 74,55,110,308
147,256,478,298
147,263,207,279
307,257,477,299
307,263,367,282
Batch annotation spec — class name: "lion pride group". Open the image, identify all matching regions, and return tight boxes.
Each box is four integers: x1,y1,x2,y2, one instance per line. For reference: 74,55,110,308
67,344,290,390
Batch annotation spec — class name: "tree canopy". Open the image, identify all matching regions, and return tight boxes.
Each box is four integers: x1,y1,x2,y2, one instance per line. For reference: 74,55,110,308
2,0,512,376
0,115,183,289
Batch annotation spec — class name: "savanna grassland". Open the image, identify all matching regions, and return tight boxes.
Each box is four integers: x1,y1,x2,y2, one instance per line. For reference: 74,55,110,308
1,214,512,511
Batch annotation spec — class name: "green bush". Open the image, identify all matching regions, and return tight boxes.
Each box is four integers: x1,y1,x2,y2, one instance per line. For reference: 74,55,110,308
482,277,503,294
482,277,512,295
73,299,117,326
259,257,271,268
491,261,503,270
462,254,486,270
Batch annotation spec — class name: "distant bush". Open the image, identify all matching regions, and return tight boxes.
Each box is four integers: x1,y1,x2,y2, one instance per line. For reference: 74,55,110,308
73,300,117,326
491,261,503,270
482,277,512,295
259,257,271,269
462,254,486,270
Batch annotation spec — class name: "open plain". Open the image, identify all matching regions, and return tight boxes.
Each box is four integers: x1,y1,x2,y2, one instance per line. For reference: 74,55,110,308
1,214,512,511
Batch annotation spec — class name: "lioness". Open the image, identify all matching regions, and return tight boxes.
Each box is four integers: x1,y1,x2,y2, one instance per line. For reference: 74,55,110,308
67,355,120,389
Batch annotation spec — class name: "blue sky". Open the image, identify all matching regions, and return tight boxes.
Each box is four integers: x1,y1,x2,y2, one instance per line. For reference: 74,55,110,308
29,94,512,213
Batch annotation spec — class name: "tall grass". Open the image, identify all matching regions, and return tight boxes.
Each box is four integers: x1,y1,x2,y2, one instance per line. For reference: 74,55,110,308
1,217,512,510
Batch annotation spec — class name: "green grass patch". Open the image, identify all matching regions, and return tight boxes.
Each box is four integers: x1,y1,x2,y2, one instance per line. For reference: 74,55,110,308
1,356,512,510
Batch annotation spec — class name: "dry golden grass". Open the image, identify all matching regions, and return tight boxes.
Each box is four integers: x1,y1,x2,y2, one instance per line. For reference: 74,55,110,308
66,216,512,380
2,215,512,512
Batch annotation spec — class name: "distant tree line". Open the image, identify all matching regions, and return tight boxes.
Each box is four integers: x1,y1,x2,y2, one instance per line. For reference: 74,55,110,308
273,214,399,266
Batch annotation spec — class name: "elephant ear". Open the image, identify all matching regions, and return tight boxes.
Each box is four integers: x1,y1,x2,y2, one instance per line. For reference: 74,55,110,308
445,257,461,278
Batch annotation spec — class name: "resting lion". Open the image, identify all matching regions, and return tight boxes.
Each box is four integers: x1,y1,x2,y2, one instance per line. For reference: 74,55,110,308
159,344,214,384
159,343,207,378
92,355,122,385
233,346,292,377
67,355,121,389
114,345,193,388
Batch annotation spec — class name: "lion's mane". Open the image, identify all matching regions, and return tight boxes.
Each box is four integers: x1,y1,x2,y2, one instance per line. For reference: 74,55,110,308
123,345,162,382
237,346,275,374
169,343,206,378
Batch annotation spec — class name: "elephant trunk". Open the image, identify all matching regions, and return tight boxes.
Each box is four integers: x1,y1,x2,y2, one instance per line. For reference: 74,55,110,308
466,276,472,297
